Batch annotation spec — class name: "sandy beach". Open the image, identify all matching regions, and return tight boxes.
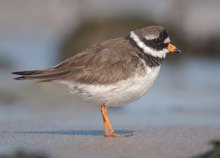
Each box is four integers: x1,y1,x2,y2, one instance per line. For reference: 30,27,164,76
0,125,219,158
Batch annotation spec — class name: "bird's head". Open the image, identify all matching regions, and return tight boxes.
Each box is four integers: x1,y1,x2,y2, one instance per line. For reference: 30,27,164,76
129,25,181,59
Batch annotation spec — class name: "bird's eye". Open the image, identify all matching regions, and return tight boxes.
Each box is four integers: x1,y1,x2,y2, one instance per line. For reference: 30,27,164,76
157,37,169,48
153,37,164,44
159,37,163,43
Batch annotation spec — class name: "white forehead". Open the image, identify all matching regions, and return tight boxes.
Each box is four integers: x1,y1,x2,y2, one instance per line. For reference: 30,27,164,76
164,37,171,43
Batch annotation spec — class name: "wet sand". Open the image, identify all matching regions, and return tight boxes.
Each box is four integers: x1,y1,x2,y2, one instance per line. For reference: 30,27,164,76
0,124,219,158
0,99,219,158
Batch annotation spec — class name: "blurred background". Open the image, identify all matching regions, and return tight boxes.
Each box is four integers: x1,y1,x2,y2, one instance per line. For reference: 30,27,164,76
0,0,220,149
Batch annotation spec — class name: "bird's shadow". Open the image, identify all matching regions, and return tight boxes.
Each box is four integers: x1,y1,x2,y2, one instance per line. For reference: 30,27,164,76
0,130,134,136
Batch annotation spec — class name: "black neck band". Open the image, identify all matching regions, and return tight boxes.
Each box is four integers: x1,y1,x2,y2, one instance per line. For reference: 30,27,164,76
126,35,164,67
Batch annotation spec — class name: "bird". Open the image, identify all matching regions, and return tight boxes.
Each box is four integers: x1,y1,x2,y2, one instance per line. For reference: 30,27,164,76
12,25,181,137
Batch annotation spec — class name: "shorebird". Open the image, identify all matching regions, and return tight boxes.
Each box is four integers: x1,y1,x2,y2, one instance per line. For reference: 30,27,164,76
12,25,181,137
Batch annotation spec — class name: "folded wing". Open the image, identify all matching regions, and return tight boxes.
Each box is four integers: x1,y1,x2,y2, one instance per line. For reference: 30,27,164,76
12,38,141,84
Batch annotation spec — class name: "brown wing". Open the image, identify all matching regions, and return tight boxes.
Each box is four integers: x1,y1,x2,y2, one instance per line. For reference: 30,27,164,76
13,38,141,84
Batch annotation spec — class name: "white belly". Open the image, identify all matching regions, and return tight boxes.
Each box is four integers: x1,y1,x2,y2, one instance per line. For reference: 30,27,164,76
56,66,160,107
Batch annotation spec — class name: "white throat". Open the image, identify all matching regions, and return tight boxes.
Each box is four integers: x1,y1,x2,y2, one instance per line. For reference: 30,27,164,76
130,31,167,58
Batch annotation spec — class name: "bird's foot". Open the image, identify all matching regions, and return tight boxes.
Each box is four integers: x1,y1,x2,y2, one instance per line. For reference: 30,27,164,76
104,132,134,138
101,104,134,138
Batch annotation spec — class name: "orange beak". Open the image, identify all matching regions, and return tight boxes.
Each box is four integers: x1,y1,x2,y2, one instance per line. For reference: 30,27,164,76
167,43,181,53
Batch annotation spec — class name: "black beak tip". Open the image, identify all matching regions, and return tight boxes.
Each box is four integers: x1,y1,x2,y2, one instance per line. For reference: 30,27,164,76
174,49,181,54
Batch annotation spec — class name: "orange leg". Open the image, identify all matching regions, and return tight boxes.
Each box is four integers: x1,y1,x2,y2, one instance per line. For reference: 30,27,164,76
101,104,131,137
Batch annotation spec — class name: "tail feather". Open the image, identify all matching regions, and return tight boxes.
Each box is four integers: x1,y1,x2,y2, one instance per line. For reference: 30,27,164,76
12,70,45,76
14,76,27,80
12,69,70,82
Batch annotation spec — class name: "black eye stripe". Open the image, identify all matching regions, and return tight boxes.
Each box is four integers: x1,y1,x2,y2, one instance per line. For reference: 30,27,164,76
141,30,169,50
160,43,169,48
142,38,168,51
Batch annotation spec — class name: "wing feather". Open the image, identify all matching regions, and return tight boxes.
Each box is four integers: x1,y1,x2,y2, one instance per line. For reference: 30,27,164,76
13,38,142,84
